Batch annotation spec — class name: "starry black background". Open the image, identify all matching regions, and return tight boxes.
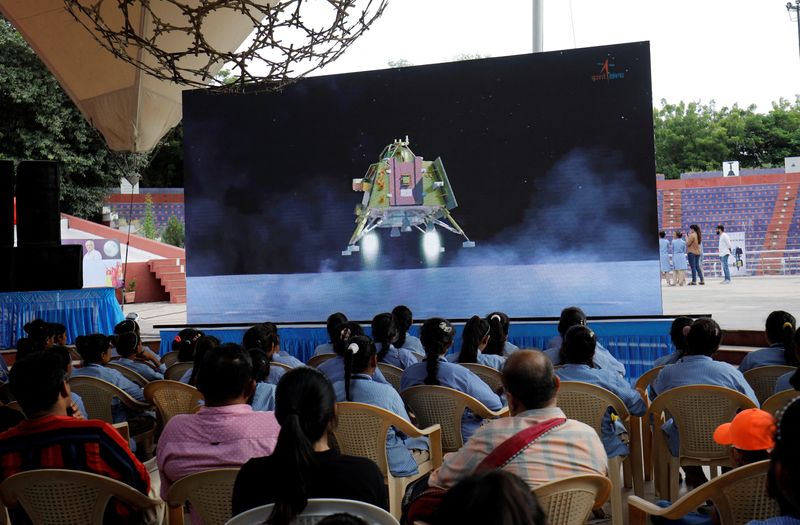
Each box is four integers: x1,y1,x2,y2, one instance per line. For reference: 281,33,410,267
184,41,656,276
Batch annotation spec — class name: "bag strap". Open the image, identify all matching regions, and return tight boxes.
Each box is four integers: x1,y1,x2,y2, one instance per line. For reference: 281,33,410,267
474,417,567,474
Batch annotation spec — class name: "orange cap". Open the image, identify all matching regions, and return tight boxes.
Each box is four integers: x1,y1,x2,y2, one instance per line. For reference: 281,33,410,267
713,409,775,451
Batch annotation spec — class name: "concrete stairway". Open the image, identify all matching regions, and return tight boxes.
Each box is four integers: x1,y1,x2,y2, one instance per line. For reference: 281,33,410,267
759,181,800,274
662,188,682,231
148,258,186,303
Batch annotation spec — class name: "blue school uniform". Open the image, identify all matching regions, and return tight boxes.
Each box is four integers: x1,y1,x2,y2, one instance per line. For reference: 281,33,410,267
116,357,165,381
272,351,303,368
71,392,87,418
555,364,646,457
333,374,428,477
179,368,193,384
651,355,759,455
266,366,285,385
377,344,418,370
545,337,626,376
402,334,424,356
250,382,277,412
318,356,389,385
503,341,520,356
659,238,671,272
446,351,506,372
653,351,683,368
313,343,335,356
672,238,688,271
775,371,795,394
400,358,504,443
738,344,790,373
72,363,146,422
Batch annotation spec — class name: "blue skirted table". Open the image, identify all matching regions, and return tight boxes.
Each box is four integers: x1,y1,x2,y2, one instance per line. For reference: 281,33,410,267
0,288,124,348
159,318,676,384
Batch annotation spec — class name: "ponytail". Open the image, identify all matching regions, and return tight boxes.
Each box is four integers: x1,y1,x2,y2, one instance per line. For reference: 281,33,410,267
484,312,509,356
242,324,280,370
392,305,413,349
343,342,358,402
371,313,397,362
421,318,454,385
459,316,489,364
269,368,336,525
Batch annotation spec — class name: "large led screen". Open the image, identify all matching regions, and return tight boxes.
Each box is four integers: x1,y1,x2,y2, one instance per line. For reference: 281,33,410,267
183,41,661,323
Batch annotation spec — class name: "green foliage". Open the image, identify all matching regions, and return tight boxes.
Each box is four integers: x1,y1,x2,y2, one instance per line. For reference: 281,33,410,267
654,98,800,179
162,215,185,248
0,16,122,218
141,194,158,240
125,279,136,292
141,124,183,188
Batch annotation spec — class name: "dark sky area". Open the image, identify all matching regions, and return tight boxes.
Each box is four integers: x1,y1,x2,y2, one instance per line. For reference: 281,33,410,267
183,42,657,277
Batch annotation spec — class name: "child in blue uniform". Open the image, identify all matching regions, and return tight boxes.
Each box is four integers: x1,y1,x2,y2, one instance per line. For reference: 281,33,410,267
671,231,688,286
447,315,505,371
659,231,673,286
483,312,518,356
739,311,797,372
545,306,626,376
372,313,417,370
333,335,428,477
555,325,646,458
313,312,348,357
392,305,424,356
401,318,504,443
318,322,390,385
654,317,693,367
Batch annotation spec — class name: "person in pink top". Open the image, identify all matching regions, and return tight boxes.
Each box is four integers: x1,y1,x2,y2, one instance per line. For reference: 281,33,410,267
157,343,280,520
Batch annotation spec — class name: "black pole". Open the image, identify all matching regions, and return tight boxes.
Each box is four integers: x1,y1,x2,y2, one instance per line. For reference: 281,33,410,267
791,1,800,60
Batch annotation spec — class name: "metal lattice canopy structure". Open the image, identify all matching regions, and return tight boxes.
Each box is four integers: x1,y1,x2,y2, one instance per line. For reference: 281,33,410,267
64,0,389,90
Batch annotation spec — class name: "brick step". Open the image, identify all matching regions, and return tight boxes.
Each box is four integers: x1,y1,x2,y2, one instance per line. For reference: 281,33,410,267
170,293,186,304
163,283,186,294
147,257,187,303
153,267,185,280
148,258,185,271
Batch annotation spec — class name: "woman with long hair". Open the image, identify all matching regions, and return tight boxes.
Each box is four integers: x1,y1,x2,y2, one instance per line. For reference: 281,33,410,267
686,224,705,285
400,318,504,443
448,315,505,371
317,322,390,385
231,367,387,521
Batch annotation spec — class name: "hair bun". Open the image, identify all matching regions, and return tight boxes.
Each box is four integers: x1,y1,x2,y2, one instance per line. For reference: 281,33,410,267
347,342,359,354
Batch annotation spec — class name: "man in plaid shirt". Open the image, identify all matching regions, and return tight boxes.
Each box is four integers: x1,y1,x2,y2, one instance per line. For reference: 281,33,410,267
429,350,607,489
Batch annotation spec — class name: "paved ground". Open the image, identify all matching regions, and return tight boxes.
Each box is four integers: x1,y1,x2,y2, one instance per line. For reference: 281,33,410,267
126,274,800,339
661,274,800,330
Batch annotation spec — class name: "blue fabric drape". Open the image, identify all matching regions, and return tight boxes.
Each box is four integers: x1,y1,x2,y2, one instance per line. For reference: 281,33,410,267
160,319,676,384
0,288,124,348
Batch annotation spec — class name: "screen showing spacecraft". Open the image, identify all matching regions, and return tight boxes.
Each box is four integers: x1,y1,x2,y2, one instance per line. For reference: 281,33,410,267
183,41,662,323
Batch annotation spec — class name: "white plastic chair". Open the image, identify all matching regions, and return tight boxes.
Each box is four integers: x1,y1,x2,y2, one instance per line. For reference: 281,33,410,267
225,499,399,525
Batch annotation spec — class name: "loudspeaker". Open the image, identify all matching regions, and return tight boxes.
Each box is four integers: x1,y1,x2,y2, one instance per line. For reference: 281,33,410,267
0,160,13,249
10,245,83,291
16,160,61,247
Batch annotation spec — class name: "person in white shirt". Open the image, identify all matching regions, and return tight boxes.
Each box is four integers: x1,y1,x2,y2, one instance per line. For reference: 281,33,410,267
716,224,733,284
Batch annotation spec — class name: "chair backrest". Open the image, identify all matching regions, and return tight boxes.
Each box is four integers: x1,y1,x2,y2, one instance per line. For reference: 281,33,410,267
164,362,193,381
534,474,612,525
556,381,630,434
762,389,799,416
634,365,664,404
401,385,506,453
459,363,503,392
377,363,403,392
143,380,204,426
167,468,240,525
648,385,757,462
743,366,796,404
270,361,293,372
711,461,779,525
0,469,160,525
105,363,148,386
307,354,336,368
225,499,400,525
161,350,180,367
69,376,139,424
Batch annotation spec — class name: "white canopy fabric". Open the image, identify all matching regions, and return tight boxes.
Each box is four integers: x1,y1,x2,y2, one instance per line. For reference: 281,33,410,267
0,1,270,152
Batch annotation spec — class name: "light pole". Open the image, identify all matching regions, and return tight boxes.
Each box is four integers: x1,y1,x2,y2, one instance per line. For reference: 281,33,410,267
789,1,800,60
533,0,543,53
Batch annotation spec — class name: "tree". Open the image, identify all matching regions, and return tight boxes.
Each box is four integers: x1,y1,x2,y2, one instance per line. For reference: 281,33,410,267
141,194,158,240
161,215,185,248
141,124,183,188
0,16,123,218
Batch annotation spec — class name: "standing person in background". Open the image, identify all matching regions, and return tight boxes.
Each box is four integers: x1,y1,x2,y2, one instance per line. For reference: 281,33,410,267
659,231,673,286
672,231,688,286
392,305,424,356
716,225,733,284
686,224,705,286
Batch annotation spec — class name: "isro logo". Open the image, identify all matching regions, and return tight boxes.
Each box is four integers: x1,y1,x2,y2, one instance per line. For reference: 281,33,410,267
591,59,625,82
